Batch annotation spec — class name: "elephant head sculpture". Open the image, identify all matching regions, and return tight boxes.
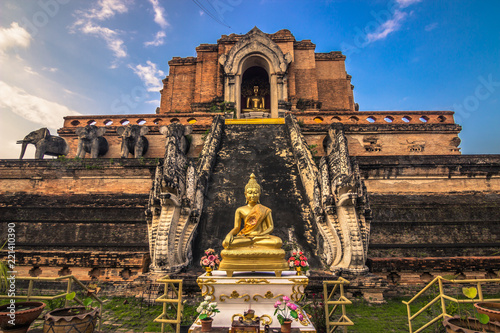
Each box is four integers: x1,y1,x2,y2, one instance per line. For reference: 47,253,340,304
17,128,69,159
116,125,149,158
75,125,109,158
159,123,192,154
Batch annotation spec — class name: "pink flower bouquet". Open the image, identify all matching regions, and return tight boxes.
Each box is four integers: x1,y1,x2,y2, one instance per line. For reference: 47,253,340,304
199,248,220,270
274,295,304,324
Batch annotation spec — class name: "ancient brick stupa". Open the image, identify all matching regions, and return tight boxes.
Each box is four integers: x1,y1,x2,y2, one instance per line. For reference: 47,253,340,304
1,27,498,289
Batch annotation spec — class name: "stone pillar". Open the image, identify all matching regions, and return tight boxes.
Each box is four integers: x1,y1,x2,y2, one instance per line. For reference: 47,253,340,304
270,74,278,118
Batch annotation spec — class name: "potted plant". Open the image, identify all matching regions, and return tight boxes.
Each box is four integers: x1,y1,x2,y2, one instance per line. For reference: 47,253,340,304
199,248,220,276
0,241,46,333
274,296,304,333
442,286,500,332
0,302,46,333
196,296,219,332
287,251,309,275
43,291,99,333
474,301,500,323
474,270,500,323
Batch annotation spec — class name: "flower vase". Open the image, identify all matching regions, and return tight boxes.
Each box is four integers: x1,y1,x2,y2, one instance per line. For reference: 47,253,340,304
204,267,213,276
200,318,213,332
281,320,292,333
296,266,302,275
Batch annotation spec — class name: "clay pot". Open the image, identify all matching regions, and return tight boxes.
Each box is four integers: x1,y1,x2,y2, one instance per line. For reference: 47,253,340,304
281,320,292,333
0,301,46,333
200,318,213,332
474,302,500,323
442,315,500,333
43,306,99,333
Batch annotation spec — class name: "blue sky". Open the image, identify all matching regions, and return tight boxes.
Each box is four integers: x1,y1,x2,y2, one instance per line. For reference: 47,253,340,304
1,0,499,158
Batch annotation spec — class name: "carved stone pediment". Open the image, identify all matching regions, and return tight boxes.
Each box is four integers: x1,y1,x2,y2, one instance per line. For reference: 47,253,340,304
219,27,291,76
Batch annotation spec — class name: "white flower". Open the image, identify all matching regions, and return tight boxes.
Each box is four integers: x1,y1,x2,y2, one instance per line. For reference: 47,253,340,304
209,302,217,308
204,296,212,301
196,306,203,313
200,301,209,307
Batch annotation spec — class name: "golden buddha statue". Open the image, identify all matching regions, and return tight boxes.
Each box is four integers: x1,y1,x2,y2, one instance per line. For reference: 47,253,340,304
243,86,268,112
219,174,288,277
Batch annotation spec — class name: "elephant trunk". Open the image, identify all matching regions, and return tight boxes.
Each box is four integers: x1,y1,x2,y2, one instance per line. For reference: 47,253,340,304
18,141,28,159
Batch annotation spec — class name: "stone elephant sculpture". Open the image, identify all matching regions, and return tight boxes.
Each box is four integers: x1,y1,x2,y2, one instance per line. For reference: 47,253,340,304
17,128,69,159
159,123,192,155
75,125,109,158
116,125,149,158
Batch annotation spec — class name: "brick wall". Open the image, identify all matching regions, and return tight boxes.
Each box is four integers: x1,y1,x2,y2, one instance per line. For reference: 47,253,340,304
0,159,155,195
194,45,220,104
358,155,500,194
291,48,319,101
161,58,197,113
357,155,500,283
315,59,354,111
0,162,153,282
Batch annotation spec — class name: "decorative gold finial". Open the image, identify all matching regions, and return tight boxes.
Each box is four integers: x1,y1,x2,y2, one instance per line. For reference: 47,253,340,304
245,173,261,193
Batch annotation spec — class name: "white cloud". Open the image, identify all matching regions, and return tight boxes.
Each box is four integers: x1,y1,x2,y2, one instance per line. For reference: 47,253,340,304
148,0,169,29
199,10,204,16
81,0,129,21
72,0,129,59
24,66,39,76
0,22,31,53
425,22,438,32
0,81,80,128
129,61,164,92
366,10,407,43
396,0,422,8
80,22,127,58
146,99,160,104
145,31,166,47
42,67,58,72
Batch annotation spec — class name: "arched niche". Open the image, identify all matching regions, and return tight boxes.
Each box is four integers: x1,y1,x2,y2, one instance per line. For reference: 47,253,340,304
240,59,270,115
219,27,291,118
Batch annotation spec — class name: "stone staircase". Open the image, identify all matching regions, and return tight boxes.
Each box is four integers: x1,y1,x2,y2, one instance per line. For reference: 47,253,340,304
193,124,320,266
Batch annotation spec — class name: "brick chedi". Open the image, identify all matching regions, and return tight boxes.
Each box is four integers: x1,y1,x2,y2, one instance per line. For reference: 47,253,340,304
0,27,498,289
59,27,461,159
160,28,355,114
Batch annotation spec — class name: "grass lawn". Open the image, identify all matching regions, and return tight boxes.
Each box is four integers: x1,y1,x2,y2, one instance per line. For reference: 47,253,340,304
3,288,499,332
345,297,437,333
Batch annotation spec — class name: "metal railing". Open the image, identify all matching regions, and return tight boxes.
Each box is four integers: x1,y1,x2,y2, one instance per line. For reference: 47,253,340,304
323,278,353,333
403,276,500,333
154,276,184,333
0,275,103,330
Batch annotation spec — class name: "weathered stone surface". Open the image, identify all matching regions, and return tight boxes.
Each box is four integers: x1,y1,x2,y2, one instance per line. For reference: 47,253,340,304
193,123,320,268
367,194,500,258
0,194,148,251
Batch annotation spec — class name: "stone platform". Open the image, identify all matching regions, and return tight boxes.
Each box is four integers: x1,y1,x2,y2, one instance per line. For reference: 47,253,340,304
190,271,316,332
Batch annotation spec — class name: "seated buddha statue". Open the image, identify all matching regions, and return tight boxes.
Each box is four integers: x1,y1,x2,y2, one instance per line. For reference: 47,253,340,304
219,174,288,277
243,86,268,112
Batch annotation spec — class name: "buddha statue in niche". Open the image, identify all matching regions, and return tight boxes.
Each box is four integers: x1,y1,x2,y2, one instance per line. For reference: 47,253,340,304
219,174,288,277
243,86,268,112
